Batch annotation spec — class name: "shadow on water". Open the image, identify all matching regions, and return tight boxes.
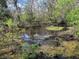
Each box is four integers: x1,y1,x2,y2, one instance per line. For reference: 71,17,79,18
27,52,79,59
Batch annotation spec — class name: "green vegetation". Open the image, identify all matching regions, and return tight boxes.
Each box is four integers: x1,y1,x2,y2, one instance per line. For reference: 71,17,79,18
4,18,13,29
0,0,79,59
40,41,79,57
46,26,64,31
66,7,79,36
21,43,39,59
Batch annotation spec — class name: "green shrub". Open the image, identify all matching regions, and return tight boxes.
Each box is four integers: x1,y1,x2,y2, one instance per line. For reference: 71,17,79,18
66,7,79,36
21,43,39,59
4,18,13,29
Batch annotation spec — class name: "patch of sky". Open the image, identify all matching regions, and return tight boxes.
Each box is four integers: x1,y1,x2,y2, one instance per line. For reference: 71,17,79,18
17,0,27,8
37,0,47,9
7,0,27,10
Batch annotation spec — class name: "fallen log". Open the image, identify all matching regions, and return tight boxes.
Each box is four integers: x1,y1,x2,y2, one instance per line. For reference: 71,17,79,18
57,27,75,36
0,40,22,56
0,46,16,56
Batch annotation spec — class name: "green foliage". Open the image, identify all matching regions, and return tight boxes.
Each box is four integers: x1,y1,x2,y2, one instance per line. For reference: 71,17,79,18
46,26,64,31
0,0,7,7
66,7,79,36
66,7,79,26
4,18,13,29
20,13,29,22
51,0,75,23
57,0,74,7
21,43,39,59
0,5,6,18
40,41,79,57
